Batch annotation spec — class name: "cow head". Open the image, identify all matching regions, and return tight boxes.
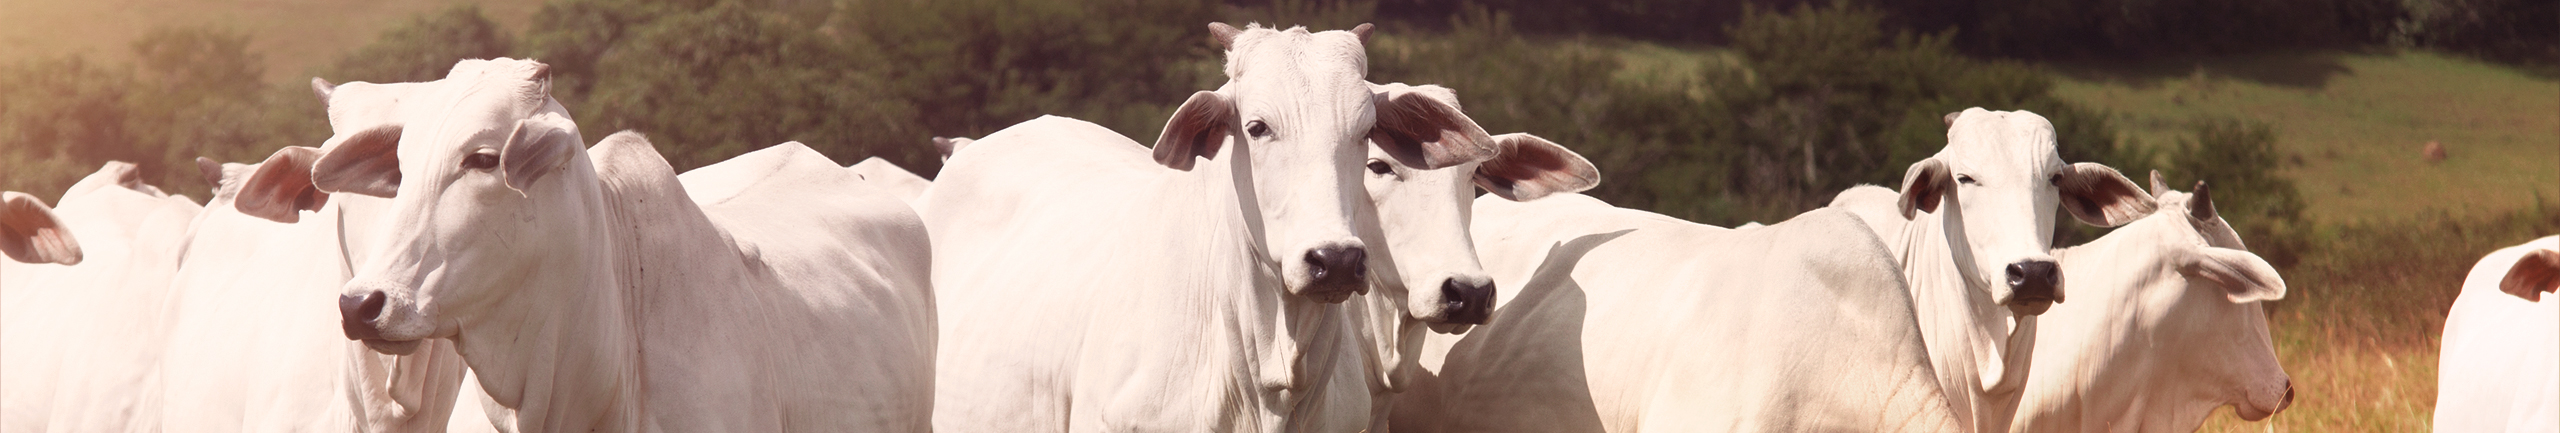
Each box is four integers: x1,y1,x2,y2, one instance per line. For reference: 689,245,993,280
1354,84,1597,329
1898,108,2153,315
1155,23,1497,303
0,191,82,265
316,59,591,355
2092,178,2292,421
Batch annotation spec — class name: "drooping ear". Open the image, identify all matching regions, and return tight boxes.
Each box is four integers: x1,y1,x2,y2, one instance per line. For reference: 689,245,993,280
2149,170,2169,199
1349,23,1374,44
2180,246,2287,303
1152,90,1235,171
311,124,404,198
2189,180,2219,221
236,147,333,223
1896,158,1956,219
1475,133,1599,201
2499,249,2560,302
0,191,81,265
1209,22,1244,49
2057,162,2156,227
500,114,583,195
1369,83,1495,170
310,77,337,102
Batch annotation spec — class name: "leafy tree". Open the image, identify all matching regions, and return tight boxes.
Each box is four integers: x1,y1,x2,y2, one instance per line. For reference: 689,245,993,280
836,0,1221,146
328,5,515,84
582,2,918,170
2163,118,2309,266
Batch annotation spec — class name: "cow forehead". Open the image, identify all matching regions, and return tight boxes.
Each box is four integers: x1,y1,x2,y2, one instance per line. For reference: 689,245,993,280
1942,110,2063,176
1225,26,1368,90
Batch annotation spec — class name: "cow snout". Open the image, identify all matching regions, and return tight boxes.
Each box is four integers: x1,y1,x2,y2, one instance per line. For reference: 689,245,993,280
1439,277,1495,325
2005,260,2061,311
1304,245,1367,289
2276,380,2294,414
339,290,388,341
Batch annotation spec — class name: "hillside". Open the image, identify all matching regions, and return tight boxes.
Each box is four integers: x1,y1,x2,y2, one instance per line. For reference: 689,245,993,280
2050,51,2560,223
0,0,539,81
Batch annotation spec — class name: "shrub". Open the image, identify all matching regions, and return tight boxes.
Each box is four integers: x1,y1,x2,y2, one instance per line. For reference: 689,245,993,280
327,5,514,84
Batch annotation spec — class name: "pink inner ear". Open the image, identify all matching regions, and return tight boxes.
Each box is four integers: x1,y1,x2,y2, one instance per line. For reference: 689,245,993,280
2502,250,2560,301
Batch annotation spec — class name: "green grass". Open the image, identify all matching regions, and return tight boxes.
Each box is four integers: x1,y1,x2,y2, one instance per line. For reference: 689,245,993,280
2049,51,2560,223
0,0,540,82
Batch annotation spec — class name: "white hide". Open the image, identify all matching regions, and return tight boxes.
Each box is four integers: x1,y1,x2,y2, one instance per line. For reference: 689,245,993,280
0,163,200,433
1383,193,1961,432
2017,182,2293,431
848,157,932,202
2435,235,2560,433
157,150,479,433
921,23,1498,433
1828,107,2154,433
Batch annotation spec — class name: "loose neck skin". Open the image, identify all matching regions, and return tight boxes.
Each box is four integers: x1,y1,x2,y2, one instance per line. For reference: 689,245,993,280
1144,136,1347,431
1893,195,2035,433
450,159,648,433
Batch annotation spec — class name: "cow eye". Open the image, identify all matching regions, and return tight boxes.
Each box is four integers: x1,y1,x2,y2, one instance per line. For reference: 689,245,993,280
1956,174,1976,185
2048,173,2063,186
1245,121,1271,138
1366,160,1393,175
460,150,500,171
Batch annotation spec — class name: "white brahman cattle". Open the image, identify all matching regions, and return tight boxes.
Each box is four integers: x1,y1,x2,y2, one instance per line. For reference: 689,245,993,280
2014,174,2293,431
848,157,931,202
1380,192,1960,432
1323,87,1601,433
290,57,933,432
1828,107,2154,432
160,147,484,433
0,162,201,433
2435,235,2559,432
920,22,1502,432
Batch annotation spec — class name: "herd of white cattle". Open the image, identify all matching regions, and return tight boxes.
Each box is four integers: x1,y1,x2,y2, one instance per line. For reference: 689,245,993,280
0,22,2550,433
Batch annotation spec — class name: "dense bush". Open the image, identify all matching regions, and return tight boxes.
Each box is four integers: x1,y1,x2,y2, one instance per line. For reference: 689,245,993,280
580,2,915,170
837,0,1220,155
328,5,515,84
2403,0,2560,67
0,27,315,200
2160,118,2311,267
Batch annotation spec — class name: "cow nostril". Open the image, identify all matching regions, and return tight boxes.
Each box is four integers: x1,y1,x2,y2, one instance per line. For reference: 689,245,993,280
1440,278,1494,324
338,291,387,340
2006,263,2028,287
1305,246,1367,284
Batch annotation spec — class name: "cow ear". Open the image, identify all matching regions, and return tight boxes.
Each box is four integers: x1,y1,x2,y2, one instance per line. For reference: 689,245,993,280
1896,158,1955,219
1152,91,1235,171
195,157,227,190
2499,249,2560,302
2179,246,2286,303
1349,23,1374,45
501,114,583,195
312,124,404,198
2057,162,2156,227
0,192,81,265
1370,83,1495,170
1474,133,1599,201
237,146,332,223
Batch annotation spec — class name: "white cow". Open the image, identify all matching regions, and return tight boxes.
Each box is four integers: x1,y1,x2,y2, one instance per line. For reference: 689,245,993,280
159,147,482,433
1828,107,2154,432
1381,192,1960,432
0,162,201,433
847,157,931,202
2015,175,2293,431
0,191,80,266
2435,235,2560,432
291,57,935,432
921,22,1502,432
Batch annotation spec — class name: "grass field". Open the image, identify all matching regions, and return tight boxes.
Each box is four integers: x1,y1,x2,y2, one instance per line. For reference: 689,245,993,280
2050,51,2560,223
0,0,539,82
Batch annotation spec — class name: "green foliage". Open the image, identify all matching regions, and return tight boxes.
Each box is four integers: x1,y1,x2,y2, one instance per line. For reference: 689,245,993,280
837,0,1219,150
327,5,514,84
580,2,916,170
2403,0,2560,67
1877,0,2405,58
0,27,316,200
2161,118,2311,266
